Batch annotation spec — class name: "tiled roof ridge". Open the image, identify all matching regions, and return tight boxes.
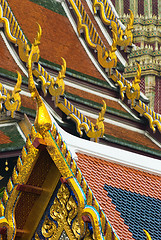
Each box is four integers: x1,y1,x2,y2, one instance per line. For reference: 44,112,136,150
35,57,107,142
0,0,30,62
65,0,118,69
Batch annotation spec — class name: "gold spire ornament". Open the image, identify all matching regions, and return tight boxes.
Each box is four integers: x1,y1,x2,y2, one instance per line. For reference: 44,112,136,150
28,24,52,135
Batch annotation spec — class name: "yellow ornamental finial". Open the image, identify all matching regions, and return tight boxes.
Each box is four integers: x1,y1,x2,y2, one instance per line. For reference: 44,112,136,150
124,62,141,107
48,57,66,104
0,71,22,117
28,24,52,136
34,23,42,46
78,100,106,142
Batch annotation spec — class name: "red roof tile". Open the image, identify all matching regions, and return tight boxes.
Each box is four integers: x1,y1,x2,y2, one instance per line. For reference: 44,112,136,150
0,35,24,75
0,130,12,144
76,153,161,239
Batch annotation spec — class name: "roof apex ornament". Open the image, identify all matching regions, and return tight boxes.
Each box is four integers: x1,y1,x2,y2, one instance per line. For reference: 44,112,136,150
0,71,22,117
28,24,52,136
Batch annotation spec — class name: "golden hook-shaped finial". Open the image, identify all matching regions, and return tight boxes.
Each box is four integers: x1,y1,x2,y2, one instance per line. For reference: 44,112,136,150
28,24,52,136
34,23,42,46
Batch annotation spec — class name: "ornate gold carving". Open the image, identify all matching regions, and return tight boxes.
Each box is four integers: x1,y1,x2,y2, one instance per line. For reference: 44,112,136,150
134,100,161,133
67,195,78,226
0,71,22,117
125,62,141,107
110,66,161,133
38,183,83,239
115,63,141,107
38,57,66,103
93,0,134,49
45,130,118,240
79,100,106,142
28,24,52,135
41,216,57,238
68,0,117,69
57,99,106,142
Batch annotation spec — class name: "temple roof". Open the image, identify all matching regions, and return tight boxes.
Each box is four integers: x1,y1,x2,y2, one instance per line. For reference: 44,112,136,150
0,0,160,235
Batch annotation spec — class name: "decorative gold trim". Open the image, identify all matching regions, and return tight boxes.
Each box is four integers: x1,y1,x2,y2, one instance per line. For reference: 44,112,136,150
110,64,161,133
37,57,66,104
93,0,134,49
0,71,22,117
0,1,30,62
0,132,39,239
45,126,119,239
58,99,106,142
68,0,117,69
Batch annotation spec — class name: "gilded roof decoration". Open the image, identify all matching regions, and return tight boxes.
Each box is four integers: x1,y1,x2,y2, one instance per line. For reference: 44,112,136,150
28,24,52,136
93,0,134,49
110,64,161,133
36,57,66,104
68,0,117,69
0,0,160,135
0,71,22,117
58,98,106,142
0,0,30,62
0,129,39,239
0,76,116,240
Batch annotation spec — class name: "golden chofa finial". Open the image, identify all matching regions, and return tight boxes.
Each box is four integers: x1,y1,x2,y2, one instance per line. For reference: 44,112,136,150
28,24,52,136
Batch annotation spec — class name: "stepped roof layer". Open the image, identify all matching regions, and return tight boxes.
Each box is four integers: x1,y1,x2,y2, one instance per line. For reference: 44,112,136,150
76,152,161,240
6,0,105,80
0,0,160,157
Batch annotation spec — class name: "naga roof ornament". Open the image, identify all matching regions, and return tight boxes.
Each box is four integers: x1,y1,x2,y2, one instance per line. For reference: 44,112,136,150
93,0,134,50
0,71,22,117
68,0,117,69
110,64,161,133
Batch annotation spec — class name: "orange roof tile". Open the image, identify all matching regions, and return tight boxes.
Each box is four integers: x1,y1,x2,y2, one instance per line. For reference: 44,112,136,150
65,85,127,113
76,153,161,239
0,130,12,144
104,122,161,151
0,35,24,75
21,94,36,110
